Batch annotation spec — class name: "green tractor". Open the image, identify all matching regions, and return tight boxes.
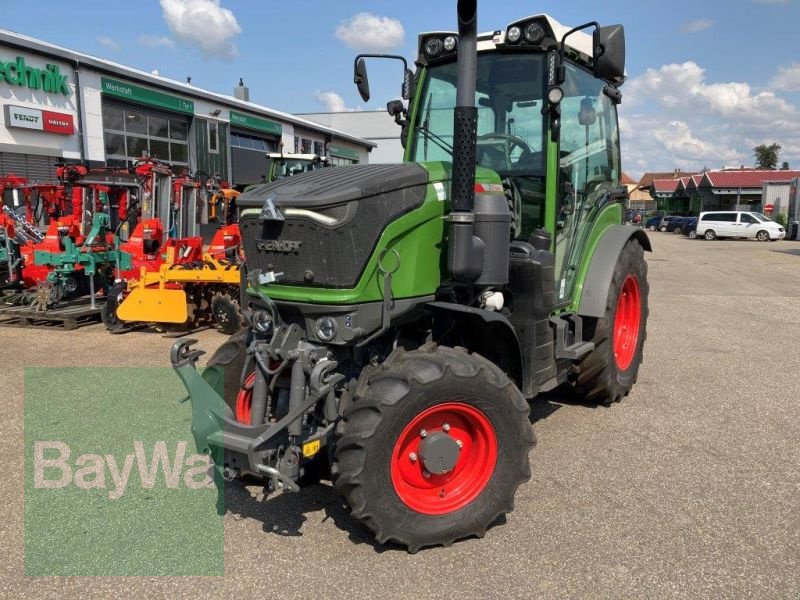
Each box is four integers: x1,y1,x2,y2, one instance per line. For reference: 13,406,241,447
172,0,650,552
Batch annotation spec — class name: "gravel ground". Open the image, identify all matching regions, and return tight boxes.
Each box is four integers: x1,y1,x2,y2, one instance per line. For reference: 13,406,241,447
1,232,799,598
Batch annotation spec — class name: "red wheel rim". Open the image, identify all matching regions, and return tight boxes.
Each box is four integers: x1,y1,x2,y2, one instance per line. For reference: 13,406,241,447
613,275,642,371
390,402,497,515
235,372,255,424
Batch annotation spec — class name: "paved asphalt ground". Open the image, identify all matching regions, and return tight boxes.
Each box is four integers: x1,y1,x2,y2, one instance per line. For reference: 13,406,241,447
2,232,799,598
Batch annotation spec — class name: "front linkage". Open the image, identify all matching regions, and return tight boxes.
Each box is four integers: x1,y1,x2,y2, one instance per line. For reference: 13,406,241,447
172,315,344,493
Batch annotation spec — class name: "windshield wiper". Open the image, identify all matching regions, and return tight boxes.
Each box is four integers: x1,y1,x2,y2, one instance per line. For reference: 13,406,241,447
416,125,454,157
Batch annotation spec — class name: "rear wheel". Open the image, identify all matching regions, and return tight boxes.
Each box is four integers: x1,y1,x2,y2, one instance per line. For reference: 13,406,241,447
333,345,534,553
659,226,667,232
704,229,716,240
574,239,649,406
756,230,770,242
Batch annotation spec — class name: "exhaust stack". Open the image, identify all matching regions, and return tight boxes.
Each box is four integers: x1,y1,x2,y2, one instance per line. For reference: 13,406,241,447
448,0,510,285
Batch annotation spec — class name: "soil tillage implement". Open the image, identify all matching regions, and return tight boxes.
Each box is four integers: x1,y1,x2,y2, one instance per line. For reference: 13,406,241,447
104,166,244,333
32,211,132,310
111,232,242,333
173,0,650,552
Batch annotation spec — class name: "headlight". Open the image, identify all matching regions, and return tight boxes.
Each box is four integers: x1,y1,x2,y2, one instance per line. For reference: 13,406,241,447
251,310,273,334
315,316,337,342
424,37,443,58
547,86,564,104
524,22,545,44
443,35,457,52
507,26,522,43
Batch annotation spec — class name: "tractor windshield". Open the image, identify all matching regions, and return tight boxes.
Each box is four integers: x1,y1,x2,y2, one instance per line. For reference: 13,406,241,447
411,53,546,176
268,158,325,179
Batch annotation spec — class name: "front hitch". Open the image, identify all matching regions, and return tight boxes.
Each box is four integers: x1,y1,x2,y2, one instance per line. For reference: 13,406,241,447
171,338,228,455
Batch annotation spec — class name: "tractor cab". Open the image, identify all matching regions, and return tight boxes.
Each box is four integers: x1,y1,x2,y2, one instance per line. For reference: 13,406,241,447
356,14,627,303
265,152,330,180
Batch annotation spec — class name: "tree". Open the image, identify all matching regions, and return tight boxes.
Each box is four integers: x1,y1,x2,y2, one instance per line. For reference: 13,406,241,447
753,143,782,170
781,161,790,170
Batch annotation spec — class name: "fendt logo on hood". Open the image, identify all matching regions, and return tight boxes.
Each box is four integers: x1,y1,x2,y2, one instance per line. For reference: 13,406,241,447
257,239,302,254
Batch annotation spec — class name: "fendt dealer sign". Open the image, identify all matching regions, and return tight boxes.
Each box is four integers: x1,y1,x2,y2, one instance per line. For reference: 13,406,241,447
4,105,74,135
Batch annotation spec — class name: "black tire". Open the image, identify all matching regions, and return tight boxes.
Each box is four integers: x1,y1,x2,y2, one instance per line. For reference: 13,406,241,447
332,344,535,553
673,227,682,235
101,282,128,332
689,230,697,239
573,239,649,406
704,229,716,240
756,230,770,242
203,328,251,416
211,291,244,335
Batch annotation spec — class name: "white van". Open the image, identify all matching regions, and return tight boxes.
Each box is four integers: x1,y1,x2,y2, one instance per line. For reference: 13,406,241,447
696,211,785,241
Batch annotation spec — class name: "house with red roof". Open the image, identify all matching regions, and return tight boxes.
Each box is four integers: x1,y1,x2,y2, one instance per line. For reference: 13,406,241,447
649,169,800,215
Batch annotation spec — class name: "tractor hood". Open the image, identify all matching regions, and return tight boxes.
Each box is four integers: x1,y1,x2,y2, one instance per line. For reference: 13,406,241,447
237,164,429,289
237,163,428,210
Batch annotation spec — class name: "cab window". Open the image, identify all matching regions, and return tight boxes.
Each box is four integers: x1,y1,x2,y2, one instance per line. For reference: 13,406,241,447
740,213,757,224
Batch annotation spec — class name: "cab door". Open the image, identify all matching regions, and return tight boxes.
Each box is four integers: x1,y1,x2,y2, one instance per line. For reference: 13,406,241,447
554,63,621,303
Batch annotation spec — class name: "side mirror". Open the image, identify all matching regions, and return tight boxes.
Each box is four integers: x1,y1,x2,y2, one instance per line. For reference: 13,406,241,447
353,54,411,104
593,25,625,80
354,58,370,102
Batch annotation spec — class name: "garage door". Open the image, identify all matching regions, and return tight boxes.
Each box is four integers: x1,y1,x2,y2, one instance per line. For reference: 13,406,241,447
230,130,278,186
0,152,60,183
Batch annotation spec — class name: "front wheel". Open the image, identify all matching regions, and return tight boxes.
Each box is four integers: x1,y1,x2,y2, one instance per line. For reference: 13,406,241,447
573,238,649,405
756,230,770,242
333,345,535,553
689,230,698,239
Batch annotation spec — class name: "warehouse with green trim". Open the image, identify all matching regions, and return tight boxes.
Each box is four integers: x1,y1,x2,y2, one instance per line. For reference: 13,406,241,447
0,29,374,186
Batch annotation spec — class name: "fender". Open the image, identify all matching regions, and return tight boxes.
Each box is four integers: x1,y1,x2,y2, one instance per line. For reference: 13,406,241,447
427,301,523,386
577,226,652,318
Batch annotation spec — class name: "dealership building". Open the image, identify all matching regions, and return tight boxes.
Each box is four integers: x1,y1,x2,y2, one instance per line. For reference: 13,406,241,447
0,29,374,186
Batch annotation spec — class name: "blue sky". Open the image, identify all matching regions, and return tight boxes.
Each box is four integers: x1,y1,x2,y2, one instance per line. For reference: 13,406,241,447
3,0,800,177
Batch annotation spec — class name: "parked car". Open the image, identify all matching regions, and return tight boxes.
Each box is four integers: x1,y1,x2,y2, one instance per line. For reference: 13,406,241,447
681,217,699,238
665,217,689,233
696,211,786,241
645,216,662,231
658,215,681,232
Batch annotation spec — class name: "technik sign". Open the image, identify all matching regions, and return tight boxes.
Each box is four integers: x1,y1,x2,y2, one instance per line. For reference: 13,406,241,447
0,56,71,96
4,105,74,135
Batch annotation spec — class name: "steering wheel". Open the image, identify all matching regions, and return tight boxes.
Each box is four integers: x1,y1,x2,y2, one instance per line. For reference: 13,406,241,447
476,133,534,170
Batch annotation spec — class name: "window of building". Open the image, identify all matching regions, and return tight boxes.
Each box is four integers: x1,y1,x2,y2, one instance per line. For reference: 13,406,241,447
313,141,325,156
208,121,219,154
230,132,276,152
103,104,190,168
331,156,359,167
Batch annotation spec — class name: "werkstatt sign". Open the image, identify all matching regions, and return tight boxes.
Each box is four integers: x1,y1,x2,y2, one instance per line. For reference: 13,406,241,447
0,56,71,96
4,105,75,135
101,77,194,114
229,111,282,135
